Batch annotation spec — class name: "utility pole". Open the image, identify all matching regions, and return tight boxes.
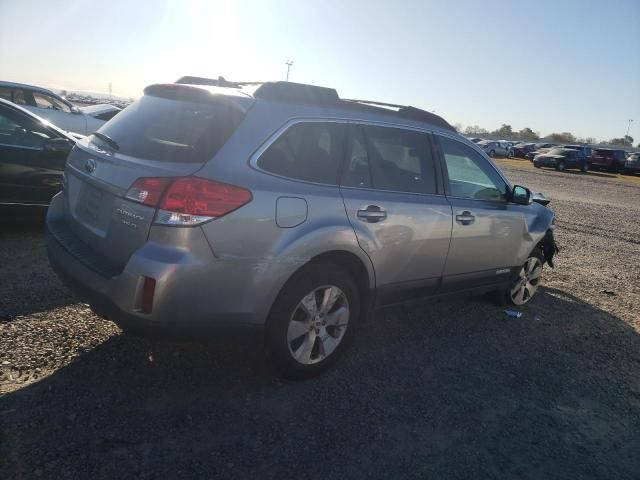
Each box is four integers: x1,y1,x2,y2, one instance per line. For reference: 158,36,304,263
285,60,293,81
108,82,112,100
626,119,634,139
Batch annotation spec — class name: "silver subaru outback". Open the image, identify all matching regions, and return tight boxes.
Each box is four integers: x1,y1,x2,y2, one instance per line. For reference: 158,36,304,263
46,79,557,378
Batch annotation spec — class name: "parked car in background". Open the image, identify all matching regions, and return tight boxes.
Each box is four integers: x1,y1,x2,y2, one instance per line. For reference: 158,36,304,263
526,143,557,160
590,148,627,172
0,81,121,135
533,147,589,172
45,79,557,378
478,140,511,157
512,143,537,158
497,141,515,154
468,137,483,143
562,144,592,162
0,98,75,209
623,152,640,175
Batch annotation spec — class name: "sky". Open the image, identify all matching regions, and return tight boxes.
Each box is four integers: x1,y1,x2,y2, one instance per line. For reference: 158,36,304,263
0,0,639,142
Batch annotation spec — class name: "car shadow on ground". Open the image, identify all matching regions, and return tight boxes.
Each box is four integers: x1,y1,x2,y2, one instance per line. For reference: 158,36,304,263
2,287,639,479
0,220,76,319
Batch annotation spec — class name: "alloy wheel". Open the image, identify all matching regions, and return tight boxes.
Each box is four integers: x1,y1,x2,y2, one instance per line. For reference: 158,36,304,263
287,285,350,365
510,257,543,305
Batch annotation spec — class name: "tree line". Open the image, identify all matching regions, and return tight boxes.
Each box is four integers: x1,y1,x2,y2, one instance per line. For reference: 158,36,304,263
456,123,637,147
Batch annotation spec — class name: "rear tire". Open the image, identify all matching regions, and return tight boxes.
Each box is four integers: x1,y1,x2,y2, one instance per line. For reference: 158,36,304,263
489,150,495,158
265,263,360,380
581,162,589,173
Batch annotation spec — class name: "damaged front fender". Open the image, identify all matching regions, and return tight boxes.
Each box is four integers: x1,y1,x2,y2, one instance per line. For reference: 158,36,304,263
540,229,560,268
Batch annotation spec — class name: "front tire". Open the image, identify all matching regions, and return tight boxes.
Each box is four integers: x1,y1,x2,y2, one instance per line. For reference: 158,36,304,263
555,161,566,172
581,162,589,173
505,250,544,306
265,263,360,379
489,150,495,158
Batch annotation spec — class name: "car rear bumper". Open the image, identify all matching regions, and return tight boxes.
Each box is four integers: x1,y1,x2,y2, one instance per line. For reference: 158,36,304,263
46,193,269,335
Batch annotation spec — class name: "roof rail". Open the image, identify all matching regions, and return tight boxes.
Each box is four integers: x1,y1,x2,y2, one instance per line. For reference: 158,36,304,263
343,99,455,132
175,76,263,88
254,82,340,105
175,77,455,131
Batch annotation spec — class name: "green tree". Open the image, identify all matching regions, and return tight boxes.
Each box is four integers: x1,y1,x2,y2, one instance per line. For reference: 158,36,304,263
464,125,488,135
518,127,539,141
609,136,633,147
548,132,576,143
492,124,513,138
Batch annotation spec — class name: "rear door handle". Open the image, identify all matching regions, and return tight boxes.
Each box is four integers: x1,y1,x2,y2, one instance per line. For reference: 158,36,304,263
357,205,387,223
455,211,475,225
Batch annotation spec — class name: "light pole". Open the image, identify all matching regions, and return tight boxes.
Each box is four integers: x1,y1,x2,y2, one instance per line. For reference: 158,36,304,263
626,119,634,139
285,60,293,81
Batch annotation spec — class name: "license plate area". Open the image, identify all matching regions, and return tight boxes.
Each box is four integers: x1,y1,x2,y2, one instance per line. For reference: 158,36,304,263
74,182,111,237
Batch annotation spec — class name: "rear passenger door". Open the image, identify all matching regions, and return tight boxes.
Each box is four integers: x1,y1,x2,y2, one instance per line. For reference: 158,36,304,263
340,124,452,303
435,134,525,290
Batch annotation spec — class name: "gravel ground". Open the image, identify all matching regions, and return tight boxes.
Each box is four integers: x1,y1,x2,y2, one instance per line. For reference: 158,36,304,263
1,162,639,479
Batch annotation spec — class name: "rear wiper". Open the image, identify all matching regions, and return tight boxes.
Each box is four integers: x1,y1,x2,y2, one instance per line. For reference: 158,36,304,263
92,132,120,151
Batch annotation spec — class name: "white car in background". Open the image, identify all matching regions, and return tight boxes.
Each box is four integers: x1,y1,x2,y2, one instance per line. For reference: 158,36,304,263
0,81,121,135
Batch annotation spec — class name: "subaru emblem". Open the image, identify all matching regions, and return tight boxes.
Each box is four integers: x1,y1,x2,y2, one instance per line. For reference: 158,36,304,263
85,158,97,174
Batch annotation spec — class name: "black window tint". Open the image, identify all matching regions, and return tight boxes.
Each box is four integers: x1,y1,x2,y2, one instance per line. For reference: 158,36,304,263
342,125,436,194
0,88,27,105
0,107,55,148
258,122,342,184
439,136,508,201
95,95,245,163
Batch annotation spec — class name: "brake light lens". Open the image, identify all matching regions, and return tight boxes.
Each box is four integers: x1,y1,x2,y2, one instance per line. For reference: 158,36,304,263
125,177,171,206
125,176,252,226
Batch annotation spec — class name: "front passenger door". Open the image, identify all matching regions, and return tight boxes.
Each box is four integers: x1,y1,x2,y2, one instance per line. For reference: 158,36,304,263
436,135,526,291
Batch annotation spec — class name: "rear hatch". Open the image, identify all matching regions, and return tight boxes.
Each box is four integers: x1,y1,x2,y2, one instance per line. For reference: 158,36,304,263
62,84,250,272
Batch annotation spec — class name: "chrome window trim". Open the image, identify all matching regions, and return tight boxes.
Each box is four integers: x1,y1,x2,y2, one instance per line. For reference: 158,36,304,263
249,116,448,195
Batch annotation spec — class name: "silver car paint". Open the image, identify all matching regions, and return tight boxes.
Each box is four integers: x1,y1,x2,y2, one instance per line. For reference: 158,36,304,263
47,88,554,330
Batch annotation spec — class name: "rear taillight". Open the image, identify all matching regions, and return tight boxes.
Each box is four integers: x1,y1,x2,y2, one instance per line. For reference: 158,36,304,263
125,176,252,226
125,177,172,206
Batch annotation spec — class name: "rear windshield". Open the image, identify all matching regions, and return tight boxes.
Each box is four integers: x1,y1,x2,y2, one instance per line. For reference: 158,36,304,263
93,94,245,163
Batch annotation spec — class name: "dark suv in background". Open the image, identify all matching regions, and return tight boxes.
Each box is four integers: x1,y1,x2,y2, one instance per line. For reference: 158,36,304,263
590,148,627,172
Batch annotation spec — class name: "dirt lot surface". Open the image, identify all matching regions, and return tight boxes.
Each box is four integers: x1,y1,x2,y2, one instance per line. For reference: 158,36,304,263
1,162,639,479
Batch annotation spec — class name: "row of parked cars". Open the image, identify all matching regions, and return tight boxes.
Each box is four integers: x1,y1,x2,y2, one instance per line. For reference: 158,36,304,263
468,137,639,175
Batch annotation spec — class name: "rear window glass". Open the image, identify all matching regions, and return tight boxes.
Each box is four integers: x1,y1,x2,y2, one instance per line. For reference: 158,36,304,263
93,94,245,163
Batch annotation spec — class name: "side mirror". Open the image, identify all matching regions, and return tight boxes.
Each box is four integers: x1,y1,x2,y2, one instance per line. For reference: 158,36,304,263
71,106,83,114
511,185,532,205
43,137,72,154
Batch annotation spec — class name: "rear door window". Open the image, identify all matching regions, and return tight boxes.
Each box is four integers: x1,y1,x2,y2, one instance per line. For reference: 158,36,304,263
341,124,436,194
258,122,343,185
93,94,245,163
0,88,27,105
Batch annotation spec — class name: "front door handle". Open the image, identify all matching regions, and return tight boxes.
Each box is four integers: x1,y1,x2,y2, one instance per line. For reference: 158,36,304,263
357,205,387,223
456,211,475,225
